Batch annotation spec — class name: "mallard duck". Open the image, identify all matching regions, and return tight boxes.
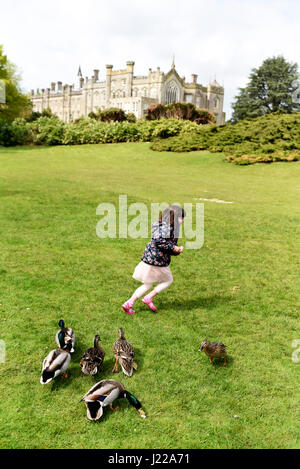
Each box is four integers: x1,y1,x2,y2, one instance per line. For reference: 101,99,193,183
199,340,227,366
113,328,137,377
40,341,72,384
80,379,146,421
80,334,105,375
55,319,75,353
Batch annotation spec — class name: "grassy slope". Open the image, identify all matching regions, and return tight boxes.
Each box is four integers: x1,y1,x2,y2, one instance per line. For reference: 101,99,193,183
0,143,299,449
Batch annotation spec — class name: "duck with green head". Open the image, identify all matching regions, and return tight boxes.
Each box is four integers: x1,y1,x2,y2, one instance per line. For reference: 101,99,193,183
80,379,146,421
56,319,75,353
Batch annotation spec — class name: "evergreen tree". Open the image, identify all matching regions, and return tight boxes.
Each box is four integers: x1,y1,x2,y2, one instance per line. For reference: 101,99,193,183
232,56,300,122
0,45,31,121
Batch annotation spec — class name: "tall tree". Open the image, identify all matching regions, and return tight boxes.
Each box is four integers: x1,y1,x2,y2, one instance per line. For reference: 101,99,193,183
231,56,300,122
0,45,31,121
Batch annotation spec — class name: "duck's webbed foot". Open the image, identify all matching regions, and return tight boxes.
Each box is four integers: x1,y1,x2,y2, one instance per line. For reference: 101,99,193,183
109,405,119,411
112,357,119,373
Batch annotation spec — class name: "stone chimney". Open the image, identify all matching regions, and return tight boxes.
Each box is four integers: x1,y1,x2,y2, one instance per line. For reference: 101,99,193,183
31,90,34,96
126,61,134,98
51,82,56,92
106,65,113,106
57,81,63,92
192,74,198,84
80,77,84,88
93,69,99,82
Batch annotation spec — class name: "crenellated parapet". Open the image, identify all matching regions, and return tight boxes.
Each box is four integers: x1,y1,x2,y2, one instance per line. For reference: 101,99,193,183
30,60,225,123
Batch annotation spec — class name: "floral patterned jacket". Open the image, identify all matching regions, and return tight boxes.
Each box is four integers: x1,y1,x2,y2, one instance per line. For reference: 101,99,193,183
141,221,179,267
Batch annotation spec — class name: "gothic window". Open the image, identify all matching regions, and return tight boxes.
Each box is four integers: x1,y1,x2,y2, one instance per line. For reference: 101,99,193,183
150,88,157,98
165,80,179,104
94,91,99,104
143,88,147,97
214,98,219,109
185,94,193,103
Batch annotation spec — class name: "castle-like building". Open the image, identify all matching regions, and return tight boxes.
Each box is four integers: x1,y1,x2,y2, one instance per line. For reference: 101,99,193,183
31,60,225,124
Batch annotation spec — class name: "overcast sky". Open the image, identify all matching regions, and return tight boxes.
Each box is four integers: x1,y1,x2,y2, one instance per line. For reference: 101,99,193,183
2,0,300,118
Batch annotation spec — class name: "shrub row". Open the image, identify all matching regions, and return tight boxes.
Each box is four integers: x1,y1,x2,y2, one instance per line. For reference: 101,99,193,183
0,116,202,147
150,111,300,164
88,107,136,123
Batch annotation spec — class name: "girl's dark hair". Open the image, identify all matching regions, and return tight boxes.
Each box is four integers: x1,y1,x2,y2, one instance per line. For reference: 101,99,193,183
159,205,185,236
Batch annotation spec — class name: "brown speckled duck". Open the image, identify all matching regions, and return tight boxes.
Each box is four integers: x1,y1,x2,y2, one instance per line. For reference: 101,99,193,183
80,335,105,375
113,328,137,377
199,340,227,366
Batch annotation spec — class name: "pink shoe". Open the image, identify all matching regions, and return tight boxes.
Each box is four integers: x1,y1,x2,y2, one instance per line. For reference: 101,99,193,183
122,301,136,315
142,295,157,312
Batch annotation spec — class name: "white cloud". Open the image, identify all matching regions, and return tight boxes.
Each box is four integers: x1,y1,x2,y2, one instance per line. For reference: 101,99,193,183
2,0,300,118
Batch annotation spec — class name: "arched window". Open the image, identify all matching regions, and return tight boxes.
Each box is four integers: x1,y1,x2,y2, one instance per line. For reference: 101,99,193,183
94,91,99,104
165,80,179,104
150,88,157,98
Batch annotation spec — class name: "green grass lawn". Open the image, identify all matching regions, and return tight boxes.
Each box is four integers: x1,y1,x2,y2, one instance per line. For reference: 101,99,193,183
0,143,300,449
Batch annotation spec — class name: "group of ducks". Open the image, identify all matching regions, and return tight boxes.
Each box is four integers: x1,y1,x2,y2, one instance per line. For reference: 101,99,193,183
40,320,228,422
40,320,146,421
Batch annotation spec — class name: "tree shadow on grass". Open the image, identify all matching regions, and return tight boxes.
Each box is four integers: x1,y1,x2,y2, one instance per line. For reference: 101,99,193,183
162,294,234,311
0,190,26,198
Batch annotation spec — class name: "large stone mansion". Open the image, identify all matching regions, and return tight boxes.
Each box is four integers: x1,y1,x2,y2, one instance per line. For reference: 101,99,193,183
31,60,225,124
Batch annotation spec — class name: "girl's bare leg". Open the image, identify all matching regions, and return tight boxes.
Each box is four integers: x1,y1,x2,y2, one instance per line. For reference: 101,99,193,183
129,283,153,303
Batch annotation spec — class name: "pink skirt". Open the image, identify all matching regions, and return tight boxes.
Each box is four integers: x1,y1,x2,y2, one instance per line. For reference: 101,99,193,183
133,261,173,284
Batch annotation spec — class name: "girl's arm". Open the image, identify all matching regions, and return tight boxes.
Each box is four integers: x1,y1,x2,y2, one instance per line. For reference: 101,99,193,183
152,223,176,252
155,237,175,252
152,223,183,254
